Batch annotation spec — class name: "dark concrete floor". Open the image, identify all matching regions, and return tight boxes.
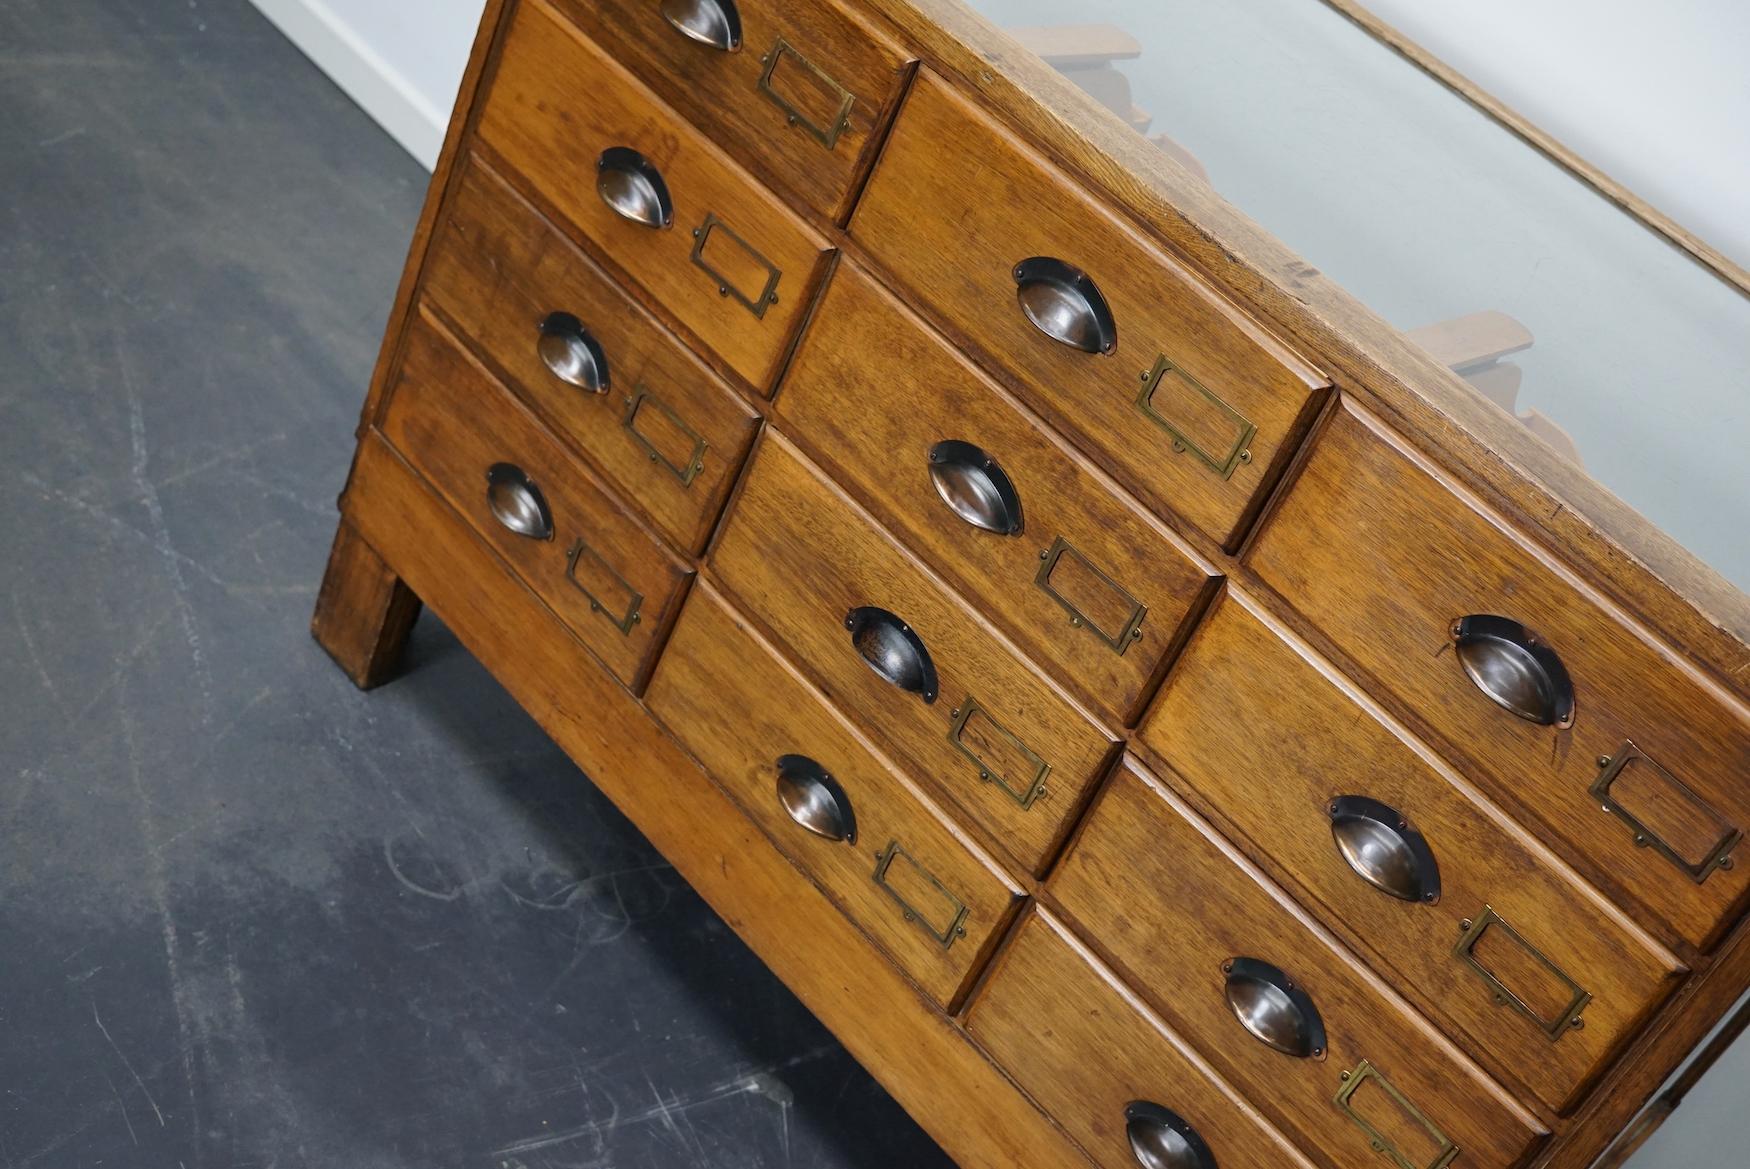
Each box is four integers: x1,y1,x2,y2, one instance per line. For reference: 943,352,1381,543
0,1,956,1165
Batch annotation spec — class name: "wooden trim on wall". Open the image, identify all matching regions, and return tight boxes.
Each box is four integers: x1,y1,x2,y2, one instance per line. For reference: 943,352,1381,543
1318,0,1750,301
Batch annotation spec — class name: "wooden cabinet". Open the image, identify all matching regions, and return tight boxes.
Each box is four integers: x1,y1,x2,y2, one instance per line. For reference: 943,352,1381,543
317,2,1750,1167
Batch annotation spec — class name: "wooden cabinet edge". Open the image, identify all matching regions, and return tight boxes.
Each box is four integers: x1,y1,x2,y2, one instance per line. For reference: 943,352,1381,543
336,433,1093,1169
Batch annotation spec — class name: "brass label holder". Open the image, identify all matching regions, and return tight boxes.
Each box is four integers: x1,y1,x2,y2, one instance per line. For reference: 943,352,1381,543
1334,1060,1459,1169
689,212,783,319
1591,739,1741,883
1454,905,1591,1040
565,537,644,636
756,37,856,151
1033,536,1146,656
872,840,969,949
622,386,708,488
947,696,1051,810
1134,353,1257,480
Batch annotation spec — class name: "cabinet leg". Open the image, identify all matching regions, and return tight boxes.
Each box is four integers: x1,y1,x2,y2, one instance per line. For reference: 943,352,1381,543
311,520,422,689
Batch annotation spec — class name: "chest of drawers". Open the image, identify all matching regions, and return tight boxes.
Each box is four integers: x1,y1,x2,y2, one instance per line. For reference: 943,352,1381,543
312,2,1750,1166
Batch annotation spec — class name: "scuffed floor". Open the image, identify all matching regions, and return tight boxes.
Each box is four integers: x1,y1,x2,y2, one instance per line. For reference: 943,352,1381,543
0,1,955,1165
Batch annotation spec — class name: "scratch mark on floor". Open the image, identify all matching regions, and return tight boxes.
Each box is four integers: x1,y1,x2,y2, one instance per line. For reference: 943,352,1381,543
92,1000,166,1128
10,585,72,725
101,1069,141,1146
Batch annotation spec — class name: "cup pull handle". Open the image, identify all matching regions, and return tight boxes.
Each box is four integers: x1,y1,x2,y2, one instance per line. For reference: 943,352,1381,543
660,0,741,51
774,754,856,843
1222,957,1326,1059
1450,614,1575,727
536,311,609,393
597,147,674,229
845,606,938,703
927,440,1023,535
1327,796,1441,904
1013,256,1117,354
1123,1101,1217,1169
484,463,553,541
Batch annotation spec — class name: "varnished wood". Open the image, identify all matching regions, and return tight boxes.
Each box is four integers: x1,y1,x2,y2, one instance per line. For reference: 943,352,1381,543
850,70,1330,551
647,583,1023,1008
423,155,761,554
1136,586,1685,1112
379,309,691,692
966,907,1317,1169
550,0,914,225
708,430,1119,876
775,260,1219,727
336,431,1093,1169
1247,403,1750,952
476,0,836,393
310,521,422,689
860,0,1750,697
1051,758,1547,1169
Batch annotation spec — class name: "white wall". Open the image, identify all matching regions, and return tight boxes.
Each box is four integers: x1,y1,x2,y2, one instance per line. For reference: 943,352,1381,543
260,0,1748,1162
247,0,487,168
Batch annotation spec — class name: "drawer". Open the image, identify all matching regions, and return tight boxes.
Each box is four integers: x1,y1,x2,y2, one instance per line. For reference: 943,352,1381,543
777,261,1219,726
1136,589,1684,1112
379,309,690,690
850,71,1329,549
424,156,761,555
647,583,1022,1007
967,908,1315,1169
709,431,1119,875
1247,404,1750,951
477,0,836,392
550,0,912,223
1052,759,1546,1169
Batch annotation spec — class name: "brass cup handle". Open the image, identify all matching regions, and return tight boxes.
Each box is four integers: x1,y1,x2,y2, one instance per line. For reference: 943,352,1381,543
484,463,553,541
775,754,856,842
1327,796,1442,904
536,311,610,393
1450,614,1575,727
1013,256,1117,354
660,0,741,51
1123,1101,1216,1169
1222,957,1327,1059
597,147,675,229
927,440,1023,535
845,606,938,703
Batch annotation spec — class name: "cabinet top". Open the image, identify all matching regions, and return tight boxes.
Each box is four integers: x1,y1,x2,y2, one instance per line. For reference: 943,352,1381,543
872,0,1750,682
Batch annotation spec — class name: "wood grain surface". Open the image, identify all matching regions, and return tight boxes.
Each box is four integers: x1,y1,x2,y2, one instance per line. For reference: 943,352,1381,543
550,0,914,224
647,582,1024,1008
336,432,1096,1169
850,69,1329,551
379,309,691,692
1051,759,1546,1169
776,260,1219,726
966,907,1317,1169
708,430,1119,876
1248,403,1750,952
423,155,761,554
477,0,835,392
1136,586,1685,1113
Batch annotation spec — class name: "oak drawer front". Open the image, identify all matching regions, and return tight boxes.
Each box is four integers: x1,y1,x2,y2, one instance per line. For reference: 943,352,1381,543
424,157,762,555
778,262,1218,726
476,0,835,393
1248,405,1750,951
380,309,690,690
550,0,911,223
710,431,1118,875
1053,760,1546,1169
648,584,1022,1006
1136,589,1684,1113
967,909,1316,1169
849,71,1329,549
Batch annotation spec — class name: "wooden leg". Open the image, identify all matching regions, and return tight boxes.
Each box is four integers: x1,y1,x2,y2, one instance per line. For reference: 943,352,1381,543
311,519,422,689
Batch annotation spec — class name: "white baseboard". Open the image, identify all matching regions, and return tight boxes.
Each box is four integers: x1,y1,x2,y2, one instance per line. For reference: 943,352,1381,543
248,0,446,169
